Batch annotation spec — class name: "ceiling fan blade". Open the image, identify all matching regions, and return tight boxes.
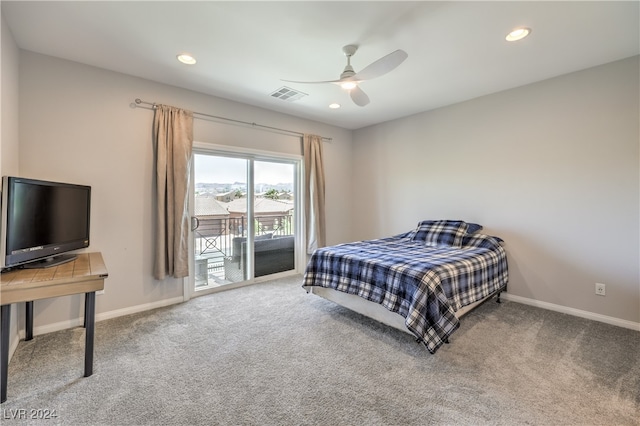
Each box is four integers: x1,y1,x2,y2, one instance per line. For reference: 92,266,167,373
350,86,370,107
281,78,342,85
352,49,408,81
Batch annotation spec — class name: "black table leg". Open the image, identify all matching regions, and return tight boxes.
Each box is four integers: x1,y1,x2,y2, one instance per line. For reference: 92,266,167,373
84,292,95,377
25,301,33,341
1,304,11,403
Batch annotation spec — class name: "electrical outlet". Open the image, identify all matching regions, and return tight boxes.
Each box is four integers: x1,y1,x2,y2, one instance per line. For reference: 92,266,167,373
96,290,105,295
595,283,606,296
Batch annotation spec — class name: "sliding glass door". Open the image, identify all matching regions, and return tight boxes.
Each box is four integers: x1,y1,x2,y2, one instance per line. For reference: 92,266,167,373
252,160,296,278
191,147,301,293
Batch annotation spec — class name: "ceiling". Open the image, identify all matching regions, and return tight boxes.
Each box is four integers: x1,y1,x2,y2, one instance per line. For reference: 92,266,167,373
3,1,639,130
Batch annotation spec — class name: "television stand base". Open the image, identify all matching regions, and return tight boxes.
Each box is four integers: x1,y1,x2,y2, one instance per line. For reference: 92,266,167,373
22,254,78,269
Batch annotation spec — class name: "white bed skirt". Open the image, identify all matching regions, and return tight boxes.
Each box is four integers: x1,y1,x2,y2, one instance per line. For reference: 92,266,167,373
304,286,489,336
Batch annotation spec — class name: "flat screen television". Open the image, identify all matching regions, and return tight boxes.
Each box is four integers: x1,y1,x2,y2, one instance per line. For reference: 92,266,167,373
0,176,91,270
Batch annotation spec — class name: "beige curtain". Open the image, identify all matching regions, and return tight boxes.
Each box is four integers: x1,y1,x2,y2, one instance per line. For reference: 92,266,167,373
303,134,326,254
153,105,194,279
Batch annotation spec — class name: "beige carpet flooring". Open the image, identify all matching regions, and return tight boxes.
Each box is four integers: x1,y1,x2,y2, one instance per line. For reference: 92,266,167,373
2,274,639,425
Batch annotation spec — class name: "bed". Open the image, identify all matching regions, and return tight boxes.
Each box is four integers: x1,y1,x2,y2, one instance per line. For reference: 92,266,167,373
302,220,509,353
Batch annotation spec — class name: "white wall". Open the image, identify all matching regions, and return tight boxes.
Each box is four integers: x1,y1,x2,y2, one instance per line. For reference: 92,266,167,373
18,51,353,331
1,11,21,355
352,56,639,325
11,46,639,334
1,13,19,175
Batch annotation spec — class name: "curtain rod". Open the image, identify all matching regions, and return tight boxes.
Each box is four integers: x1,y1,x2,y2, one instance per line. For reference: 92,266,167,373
133,99,332,141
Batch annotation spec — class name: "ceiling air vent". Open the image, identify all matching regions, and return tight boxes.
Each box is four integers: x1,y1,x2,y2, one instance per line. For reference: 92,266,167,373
270,86,307,102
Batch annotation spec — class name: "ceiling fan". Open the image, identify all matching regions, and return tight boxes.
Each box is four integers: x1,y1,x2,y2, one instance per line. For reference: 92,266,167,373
282,45,408,107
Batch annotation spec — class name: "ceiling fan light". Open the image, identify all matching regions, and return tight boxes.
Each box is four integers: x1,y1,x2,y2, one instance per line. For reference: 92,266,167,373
340,81,357,90
329,103,341,109
506,27,531,42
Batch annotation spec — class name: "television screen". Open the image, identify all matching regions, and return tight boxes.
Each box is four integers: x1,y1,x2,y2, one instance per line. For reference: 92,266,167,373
1,176,91,269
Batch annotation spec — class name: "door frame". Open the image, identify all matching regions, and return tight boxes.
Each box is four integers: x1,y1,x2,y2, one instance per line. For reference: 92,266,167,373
184,142,305,301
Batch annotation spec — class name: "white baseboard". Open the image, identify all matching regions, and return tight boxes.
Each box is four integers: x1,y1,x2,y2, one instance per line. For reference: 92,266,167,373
501,293,640,332
15,292,638,343
19,296,185,339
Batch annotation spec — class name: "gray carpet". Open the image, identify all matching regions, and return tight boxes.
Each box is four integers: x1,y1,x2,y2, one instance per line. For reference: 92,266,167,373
2,275,639,425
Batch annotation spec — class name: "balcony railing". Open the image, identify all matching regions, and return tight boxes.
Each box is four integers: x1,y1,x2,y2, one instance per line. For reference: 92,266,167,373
194,214,292,257
193,214,293,287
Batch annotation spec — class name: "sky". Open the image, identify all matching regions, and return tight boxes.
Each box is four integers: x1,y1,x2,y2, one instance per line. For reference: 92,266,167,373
194,154,294,184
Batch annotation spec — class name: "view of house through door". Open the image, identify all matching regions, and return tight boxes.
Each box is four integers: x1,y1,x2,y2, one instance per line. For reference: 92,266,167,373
192,150,299,291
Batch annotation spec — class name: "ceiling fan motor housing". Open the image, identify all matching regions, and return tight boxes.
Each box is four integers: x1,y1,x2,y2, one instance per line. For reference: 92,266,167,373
340,66,356,80
340,45,358,80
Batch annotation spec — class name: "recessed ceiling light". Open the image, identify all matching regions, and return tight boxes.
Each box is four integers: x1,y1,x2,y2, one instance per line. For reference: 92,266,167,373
177,53,197,65
506,27,531,42
329,103,341,109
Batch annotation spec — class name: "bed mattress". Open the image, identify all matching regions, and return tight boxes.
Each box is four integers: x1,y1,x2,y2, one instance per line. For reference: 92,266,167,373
303,232,508,353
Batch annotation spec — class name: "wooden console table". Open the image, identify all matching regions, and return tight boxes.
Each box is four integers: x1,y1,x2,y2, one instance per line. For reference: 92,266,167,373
0,252,108,403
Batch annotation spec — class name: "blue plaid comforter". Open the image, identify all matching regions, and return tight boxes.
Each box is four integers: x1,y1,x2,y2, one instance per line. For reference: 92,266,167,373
302,233,508,353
